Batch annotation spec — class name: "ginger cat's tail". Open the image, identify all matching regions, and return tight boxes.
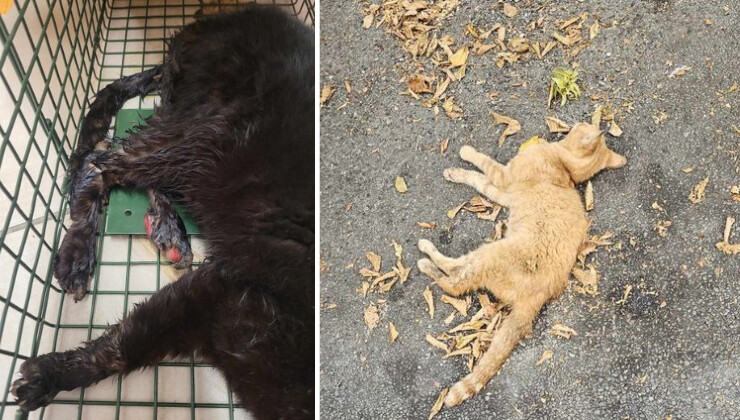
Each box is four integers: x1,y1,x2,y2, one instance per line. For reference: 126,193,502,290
444,303,541,407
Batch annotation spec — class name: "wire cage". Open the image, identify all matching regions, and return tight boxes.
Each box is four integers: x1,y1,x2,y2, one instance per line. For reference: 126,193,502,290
0,0,314,419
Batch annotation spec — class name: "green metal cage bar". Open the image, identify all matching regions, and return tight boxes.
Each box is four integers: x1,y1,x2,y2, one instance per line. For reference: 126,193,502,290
0,1,314,419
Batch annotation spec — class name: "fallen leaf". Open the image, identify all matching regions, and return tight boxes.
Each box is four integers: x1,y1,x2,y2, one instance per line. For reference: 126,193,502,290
408,75,434,94
447,202,466,219
426,334,448,351
589,21,600,39
423,286,435,318
655,220,672,237
585,181,594,211
449,45,469,68
591,105,603,128
320,85,336,105
442,96,463,120
440,138,449,155
668,65,691,78
418,222,437,229
502,3,518,18
365,251,382,272
688,177,709,203
441,294,469,316
616,285,633,304
549,323,578,339
364,304,379,331
490,112,521,147
608,121,623,137
344,80,352,94
395,176,409,193
545,116,571,133
389,322,399,342
651,201,665,212
572,266,598,295
716,216,740,255
536,349,554,366
428,388,449,420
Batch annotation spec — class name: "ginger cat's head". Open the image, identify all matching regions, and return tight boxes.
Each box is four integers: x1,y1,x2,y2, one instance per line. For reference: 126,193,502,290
558,122,627,183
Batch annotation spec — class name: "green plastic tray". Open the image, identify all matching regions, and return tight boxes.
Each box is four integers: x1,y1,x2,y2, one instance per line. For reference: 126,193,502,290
105,109,200,234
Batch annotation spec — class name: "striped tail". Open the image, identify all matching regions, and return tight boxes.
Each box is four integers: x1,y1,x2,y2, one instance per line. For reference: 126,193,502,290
444,304,540,407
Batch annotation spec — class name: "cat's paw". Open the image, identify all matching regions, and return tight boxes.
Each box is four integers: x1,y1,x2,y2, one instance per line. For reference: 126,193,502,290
459,145,477,162
417,239,436,254
443,168,465,183
144,209,193,270
11,355,63,411
53,227,96,302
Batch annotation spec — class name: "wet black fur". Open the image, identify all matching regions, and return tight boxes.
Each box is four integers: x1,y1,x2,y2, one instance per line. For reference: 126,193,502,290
12,6,314,419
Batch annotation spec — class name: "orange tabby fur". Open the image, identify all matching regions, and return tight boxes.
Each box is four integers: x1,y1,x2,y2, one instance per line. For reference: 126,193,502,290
417,123,626,407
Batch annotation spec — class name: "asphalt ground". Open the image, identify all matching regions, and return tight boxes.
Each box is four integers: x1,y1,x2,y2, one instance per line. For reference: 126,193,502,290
319,0,740,418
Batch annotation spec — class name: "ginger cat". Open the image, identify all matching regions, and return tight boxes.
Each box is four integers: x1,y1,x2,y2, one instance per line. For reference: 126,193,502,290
417,123,626,407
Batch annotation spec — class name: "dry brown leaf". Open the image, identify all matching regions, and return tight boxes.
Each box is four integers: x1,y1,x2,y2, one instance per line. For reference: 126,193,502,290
589,21,600,39
536,349,554,366
442,96,463,120
591,105,603,128
344,80,352,94
441,294,469,316
572,266,598,295
716,216,740,255
585,181,594,211
449,45,469,68
549,323,578,339
688,177,709,203
423,286,435,318
418,222,437,229
608,121,623,137
655,220,672,237
320,85,336,105
365,251,381,272
440,138,449,155
389,322,400,342
447,201,466,219
545,116,570,133
428,388,449,420
362,13,374,29
395,176,409,193
502,3,518,18
408,75,434,94
651,201,665,212
364,304,379,331
490,112,521,147
426,334,448,351
616,285,633,304
731,185,740,202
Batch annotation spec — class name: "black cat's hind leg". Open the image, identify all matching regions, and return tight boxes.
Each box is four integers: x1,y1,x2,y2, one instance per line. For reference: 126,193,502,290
12,264,224,411
145,190,193,269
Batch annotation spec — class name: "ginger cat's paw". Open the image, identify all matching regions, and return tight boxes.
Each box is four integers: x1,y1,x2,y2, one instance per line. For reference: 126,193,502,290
459,145,477,162
417,238,436,254
443,168,465,183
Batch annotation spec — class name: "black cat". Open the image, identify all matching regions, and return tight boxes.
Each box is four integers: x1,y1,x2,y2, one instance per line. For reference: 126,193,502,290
11,6,314,419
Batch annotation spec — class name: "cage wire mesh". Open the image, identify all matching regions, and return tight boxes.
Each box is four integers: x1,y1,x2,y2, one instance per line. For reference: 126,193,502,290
0,0,314,419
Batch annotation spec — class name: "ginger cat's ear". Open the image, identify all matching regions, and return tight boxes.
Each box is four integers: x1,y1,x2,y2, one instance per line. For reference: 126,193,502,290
605,150,627,169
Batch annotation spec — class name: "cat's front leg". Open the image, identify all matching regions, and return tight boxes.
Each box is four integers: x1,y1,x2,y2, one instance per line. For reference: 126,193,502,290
459,146,506,185
443,168,510,206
